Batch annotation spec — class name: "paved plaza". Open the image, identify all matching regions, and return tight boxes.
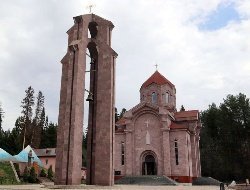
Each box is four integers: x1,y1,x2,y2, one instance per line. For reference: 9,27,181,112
0,184,221,190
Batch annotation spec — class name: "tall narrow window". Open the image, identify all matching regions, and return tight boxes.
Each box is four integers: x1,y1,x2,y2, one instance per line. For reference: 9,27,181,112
152,92,157,104
121,142,125,165
141,95,145,102
166,92,169,103
174,139,179,165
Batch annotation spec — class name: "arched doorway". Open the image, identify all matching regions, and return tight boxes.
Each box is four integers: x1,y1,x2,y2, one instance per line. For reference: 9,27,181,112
142,154,157,175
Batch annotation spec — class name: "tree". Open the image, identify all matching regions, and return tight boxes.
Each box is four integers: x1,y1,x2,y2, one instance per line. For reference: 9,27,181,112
200,93,250,181
31,91,45,148
33,91,45,123
28,167,37,183
0,102,4,131
40,122,57,148
14,163,20,177
82,133,87,167
40,168,47,177
180,105,185,111
0,118,22,155
47,165,53,180
3,125,23,155
21,86,35,149
23,166,29,182
119,108,127,119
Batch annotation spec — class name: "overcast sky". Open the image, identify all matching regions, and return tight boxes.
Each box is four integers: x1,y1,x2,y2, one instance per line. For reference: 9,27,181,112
0,0,250,131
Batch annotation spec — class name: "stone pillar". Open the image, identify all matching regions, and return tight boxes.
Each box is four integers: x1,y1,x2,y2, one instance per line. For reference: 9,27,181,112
162,128,171,176
190,134,197,177
55,15,86,185
86,14,118,186
196,136,201,176
125,130,133,175
187,134,193,179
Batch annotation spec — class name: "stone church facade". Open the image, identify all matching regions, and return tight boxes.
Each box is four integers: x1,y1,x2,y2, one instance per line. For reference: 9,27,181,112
115,71,201,183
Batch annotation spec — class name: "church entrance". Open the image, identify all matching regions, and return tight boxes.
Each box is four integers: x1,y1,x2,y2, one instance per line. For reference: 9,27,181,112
142,154,157,175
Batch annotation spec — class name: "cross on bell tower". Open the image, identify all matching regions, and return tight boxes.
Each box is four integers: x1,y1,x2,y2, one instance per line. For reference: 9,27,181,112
86,3,95,13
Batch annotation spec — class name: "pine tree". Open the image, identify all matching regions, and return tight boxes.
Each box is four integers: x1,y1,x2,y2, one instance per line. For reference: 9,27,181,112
40,122,57,148
0,102,4,131
31,92,45,148
29,166,37,183
119,108,127,119
82,132,87,167
40,168,47,177
23,166,29,182
200,93,250,181
34,91,45,123
47,165,53,180
180,105,185,111
21,86,35,149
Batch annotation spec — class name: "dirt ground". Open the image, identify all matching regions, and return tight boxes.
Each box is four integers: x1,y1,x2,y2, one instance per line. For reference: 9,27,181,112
0,184,221,190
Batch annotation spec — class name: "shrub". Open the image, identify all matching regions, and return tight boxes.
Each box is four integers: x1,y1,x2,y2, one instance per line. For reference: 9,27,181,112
40,168,47,177
13,163,20,177
28,167,37,183
23,166,29,182
0,169,5,177
47,165,53,180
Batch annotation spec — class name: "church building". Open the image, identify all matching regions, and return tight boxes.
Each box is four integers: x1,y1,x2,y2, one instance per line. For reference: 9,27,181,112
115,71,201,183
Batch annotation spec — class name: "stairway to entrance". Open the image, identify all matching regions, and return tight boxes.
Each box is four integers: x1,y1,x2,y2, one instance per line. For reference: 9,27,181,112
115,175,178,185
192,177,221,186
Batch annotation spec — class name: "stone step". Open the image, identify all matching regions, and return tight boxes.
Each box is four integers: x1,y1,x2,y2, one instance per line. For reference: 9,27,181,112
192,177,221,186
115,175,178,185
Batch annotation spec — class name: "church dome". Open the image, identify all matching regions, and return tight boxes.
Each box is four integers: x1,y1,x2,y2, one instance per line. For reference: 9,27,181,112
140,71,176,110
141,71,175,89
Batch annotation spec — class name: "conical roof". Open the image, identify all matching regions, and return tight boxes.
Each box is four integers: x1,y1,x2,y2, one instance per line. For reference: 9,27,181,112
0,148,14,162
141,71,174,89
14,145,43,166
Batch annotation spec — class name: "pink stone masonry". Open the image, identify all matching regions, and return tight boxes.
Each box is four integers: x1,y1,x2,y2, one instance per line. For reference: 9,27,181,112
115,71,201,183
55,14,117,186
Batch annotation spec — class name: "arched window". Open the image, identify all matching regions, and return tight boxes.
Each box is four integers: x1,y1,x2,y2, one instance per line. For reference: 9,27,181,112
121,142,125,165
152,92,157,104
174,139,179,165
166,92,170,103
88,22,98,39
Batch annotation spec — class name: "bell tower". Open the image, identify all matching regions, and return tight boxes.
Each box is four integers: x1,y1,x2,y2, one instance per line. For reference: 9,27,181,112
55,14,117,186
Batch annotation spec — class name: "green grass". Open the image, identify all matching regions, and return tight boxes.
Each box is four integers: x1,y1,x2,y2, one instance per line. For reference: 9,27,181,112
0,162,19,184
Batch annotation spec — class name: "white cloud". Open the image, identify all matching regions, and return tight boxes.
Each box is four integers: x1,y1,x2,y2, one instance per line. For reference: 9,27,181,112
0,0,250,130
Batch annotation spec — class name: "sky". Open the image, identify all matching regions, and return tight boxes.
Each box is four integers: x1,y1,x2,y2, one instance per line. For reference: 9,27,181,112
0,0,250,131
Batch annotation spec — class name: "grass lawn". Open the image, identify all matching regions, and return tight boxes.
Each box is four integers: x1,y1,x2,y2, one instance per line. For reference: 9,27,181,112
0,162,19,185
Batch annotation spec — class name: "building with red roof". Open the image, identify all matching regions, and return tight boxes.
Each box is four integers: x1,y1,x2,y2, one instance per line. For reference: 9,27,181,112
115,71,201,183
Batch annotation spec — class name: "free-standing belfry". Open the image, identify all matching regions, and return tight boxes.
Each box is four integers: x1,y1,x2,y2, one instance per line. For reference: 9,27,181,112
55,14,117,186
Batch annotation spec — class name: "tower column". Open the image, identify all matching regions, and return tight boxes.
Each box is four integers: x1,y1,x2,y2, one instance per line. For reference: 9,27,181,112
55,15,86,185
86,14,118,186
56,14,117,186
